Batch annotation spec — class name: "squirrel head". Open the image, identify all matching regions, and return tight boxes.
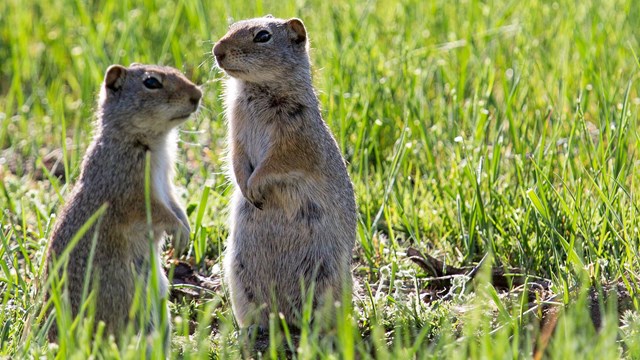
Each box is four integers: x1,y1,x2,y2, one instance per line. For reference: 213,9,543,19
97,64,202,137
212,16,310,84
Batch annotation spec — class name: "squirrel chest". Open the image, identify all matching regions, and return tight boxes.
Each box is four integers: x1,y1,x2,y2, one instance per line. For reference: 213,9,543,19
227,87,277,166
149,136,176,210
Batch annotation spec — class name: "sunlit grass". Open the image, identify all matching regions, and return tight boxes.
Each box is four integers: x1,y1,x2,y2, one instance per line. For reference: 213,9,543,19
1,0,639,358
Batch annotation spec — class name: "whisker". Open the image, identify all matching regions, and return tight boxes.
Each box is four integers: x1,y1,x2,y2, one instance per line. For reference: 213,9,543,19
178,128,206,135
176,138,204,147
197,59,210,69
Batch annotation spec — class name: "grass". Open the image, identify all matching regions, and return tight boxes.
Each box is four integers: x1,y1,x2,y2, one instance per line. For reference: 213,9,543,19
1,0,640,358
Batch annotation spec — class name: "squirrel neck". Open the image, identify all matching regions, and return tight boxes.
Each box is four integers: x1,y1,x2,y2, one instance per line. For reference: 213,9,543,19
234,67,317,104
81,125,176,183
96,113,173,152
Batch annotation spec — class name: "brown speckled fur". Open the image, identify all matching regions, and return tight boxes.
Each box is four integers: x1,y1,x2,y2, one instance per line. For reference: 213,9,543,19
213,16,357,329
45,64,201,346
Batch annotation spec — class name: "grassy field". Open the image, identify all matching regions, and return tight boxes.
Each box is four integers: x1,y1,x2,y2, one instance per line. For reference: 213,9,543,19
1,0,640,358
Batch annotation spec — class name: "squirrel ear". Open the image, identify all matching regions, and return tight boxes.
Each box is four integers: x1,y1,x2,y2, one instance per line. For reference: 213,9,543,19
286,18,307,45
105,65,127,92
129,62,142,67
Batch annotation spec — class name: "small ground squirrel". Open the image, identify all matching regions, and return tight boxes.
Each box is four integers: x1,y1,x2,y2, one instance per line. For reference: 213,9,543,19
213,16,357,329
45,64,201,346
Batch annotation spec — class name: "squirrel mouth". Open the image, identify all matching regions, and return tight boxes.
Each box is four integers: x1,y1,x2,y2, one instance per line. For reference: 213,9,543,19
222,68,246,74
170,105,199,121
170,113,194,121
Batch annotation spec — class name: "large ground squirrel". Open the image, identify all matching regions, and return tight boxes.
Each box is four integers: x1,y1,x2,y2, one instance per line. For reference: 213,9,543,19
45,64,201,344
213,16,357,329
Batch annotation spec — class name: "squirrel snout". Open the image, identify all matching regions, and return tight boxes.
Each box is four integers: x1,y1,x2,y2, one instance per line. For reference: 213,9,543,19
189,87,202,106
212,43,226,63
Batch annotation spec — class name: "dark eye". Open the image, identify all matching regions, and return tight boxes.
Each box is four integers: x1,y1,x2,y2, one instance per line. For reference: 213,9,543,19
143,76,163,89
253,30,272,43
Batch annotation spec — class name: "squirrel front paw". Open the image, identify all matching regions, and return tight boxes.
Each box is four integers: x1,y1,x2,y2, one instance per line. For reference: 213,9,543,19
170,223,190,254
245,174,266,210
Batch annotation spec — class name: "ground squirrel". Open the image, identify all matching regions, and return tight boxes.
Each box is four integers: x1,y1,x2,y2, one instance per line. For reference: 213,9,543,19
213,16,357,329
45,64,201,346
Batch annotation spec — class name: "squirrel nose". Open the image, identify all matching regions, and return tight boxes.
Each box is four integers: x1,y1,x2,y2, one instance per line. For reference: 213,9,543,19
190,86,202,106
212,43,226,62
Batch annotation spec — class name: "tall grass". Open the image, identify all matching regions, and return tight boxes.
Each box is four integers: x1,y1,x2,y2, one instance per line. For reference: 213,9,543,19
1,0,639,358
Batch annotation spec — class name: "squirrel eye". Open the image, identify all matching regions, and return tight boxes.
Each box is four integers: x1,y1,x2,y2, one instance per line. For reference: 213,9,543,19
253,30,272,43
143,76,163,89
